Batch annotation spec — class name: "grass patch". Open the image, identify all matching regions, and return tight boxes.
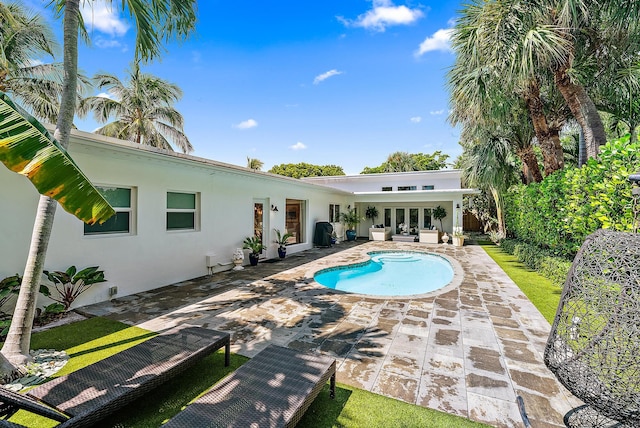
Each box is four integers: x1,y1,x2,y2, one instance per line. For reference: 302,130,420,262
10,317,489,427
479,241,562,323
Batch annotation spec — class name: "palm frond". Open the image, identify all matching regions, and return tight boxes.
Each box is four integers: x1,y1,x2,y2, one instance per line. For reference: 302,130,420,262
0,92,114,224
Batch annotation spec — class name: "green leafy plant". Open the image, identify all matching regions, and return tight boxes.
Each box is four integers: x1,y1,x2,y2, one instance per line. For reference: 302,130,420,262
433,206,447,231
273,229,293,249
0,275,22,309
365,206,379,225
43,266,107,311
243,236,264,255
504,135,640,257
339,208,362,230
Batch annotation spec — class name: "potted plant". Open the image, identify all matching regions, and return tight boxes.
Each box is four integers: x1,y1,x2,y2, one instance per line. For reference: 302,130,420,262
273,228,293,258
433,205,447,232
365,206,379,227
452,216,465,247
243,235,264,266
339,208,362,241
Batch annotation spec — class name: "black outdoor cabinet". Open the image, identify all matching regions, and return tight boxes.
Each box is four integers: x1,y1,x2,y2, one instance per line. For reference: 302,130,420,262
313,222,333,247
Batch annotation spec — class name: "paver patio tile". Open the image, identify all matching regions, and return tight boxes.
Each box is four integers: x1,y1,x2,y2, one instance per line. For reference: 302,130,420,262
78,240,581,427
417,371,468,417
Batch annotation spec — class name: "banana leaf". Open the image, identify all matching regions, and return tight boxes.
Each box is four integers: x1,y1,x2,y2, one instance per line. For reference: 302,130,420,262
0,92,114,225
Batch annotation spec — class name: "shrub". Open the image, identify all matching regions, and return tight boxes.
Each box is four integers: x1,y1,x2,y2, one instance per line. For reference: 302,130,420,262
499,238,571,286
505,135,640,258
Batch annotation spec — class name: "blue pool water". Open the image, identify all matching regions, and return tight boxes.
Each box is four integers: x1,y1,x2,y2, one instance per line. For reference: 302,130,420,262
314,251,454,296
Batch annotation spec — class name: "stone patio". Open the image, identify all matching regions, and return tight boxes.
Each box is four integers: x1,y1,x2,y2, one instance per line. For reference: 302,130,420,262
79,240,581,427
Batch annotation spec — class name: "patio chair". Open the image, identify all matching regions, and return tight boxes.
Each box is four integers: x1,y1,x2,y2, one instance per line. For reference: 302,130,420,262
544,229,640,427
163,344,336,428
0,325,230,427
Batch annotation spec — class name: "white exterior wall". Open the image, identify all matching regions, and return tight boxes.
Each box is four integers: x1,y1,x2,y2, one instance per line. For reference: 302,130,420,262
0,132,349,308
303,170,462,192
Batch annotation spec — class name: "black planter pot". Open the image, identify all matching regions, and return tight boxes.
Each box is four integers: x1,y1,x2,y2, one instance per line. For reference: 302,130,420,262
249,253,259,266
278,247,287,258
345,230,357,241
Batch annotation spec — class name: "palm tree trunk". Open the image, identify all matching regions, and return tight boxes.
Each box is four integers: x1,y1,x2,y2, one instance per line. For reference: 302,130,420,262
1,0,80,369
489,186,505,237
554,63,606,159
523,81,564,175
518,146,543,183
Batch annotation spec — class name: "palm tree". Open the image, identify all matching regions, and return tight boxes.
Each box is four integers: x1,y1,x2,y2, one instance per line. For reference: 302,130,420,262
0,0,197,371
450,0,566,175
0,2,88,123
78,64,192,153
460,133,519,237
384,151,416,172
247,157,264,170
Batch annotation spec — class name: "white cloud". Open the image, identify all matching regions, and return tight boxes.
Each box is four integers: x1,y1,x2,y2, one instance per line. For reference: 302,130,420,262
80,0,129,36
410,116,422,123
97,92,113,99
313,69,343,85
233,119,258,129
430,109,445,115
290,142,307,150
415,28,453,56
95,38,122,49
339,0,424,32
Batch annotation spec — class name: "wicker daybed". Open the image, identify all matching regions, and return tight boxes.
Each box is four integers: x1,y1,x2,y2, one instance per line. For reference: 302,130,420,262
164,344,336,428
0,325,230,427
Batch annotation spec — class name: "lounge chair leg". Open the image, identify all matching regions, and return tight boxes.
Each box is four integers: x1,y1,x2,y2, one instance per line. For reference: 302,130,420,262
330,374,336,399
225,341,230,367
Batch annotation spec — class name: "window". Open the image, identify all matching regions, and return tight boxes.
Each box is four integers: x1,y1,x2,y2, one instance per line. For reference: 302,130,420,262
329,204,341,222
422,185,435,190
167,191,198,231
286,199,305,244
381,186,392,192
84,186,134,235
398,186,416,191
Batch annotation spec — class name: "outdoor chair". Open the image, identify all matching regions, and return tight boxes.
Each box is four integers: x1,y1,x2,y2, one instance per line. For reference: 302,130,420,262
544,229,640,427
163,344,336,428
0,325,230,427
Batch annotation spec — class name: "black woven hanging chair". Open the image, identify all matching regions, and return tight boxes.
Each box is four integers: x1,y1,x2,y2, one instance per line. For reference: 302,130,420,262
544,229,640,427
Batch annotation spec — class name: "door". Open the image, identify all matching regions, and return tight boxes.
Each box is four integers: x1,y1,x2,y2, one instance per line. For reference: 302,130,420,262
253,200,267,257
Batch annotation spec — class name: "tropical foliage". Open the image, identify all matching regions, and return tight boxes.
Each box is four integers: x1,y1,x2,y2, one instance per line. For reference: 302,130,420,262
268,162,345,178
0,1,88,123
43,266,106,310
504,136,640,257
0,92,115,224
78,63,193,153
247,157,263,170
361,151,449,174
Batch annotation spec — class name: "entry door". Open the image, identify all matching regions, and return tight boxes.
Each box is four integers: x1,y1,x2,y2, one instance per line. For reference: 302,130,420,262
253,200,266,257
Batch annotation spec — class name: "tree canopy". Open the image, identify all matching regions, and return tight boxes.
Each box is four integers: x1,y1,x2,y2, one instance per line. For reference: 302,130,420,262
268,162,345,178
360,151,449,174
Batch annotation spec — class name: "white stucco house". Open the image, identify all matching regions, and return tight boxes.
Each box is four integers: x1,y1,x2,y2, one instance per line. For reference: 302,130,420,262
1,128,476,308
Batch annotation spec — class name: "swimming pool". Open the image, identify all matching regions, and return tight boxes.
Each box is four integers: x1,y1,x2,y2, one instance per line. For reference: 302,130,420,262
313,251,454,297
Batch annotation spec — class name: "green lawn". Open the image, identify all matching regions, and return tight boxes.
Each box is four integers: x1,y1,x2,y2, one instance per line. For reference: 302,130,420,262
11,317,487,428
479,241,562,323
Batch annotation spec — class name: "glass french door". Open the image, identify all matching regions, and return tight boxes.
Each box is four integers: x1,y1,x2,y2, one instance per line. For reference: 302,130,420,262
253,200,266,256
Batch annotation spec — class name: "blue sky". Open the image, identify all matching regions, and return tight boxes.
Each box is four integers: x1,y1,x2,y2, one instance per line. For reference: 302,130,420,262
27,0,461,175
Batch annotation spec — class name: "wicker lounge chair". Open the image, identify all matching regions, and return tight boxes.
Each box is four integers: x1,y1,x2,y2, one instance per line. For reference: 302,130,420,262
164,344,336,428
0,325,230,427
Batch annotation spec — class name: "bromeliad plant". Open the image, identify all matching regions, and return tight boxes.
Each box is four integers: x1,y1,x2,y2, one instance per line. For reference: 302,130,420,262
43,266,107,311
